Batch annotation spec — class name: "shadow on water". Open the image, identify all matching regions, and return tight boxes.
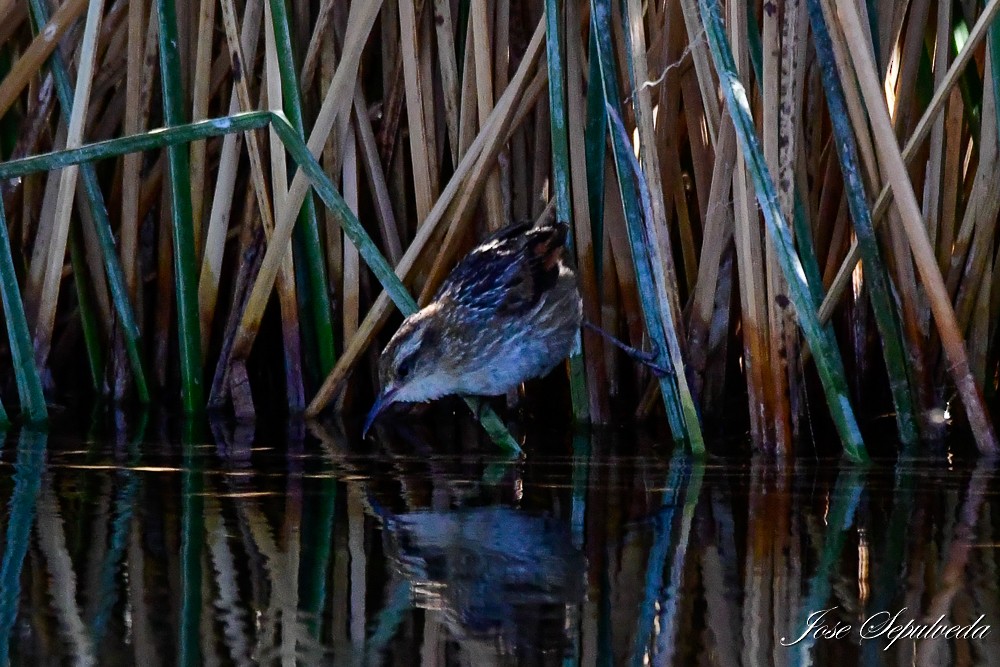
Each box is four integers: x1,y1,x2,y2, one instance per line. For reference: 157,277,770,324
0,414,998,666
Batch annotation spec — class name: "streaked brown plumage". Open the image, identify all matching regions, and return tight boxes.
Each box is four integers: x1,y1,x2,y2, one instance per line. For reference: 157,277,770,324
364,221,581,433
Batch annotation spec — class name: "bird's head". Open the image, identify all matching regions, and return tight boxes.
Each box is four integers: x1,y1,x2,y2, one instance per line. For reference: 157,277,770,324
364,305,455,436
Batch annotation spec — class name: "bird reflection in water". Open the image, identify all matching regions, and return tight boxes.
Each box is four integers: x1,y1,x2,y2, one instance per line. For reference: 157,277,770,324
373,503,585,658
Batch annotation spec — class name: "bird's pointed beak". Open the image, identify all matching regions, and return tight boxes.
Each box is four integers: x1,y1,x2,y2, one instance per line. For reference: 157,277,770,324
363,386,399,437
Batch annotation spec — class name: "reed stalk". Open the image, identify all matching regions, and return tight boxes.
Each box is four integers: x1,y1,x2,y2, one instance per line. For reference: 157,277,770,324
156,0,203,413
698,0,868,462
229,1,382,367
544,0,589,423
268,0,336,378
18,9,154,404
806,0,919,447
818,0,1000,323
0,0,87,120
29,0,103,373
829,0,998,455
0,202,46,422
591,1,704,453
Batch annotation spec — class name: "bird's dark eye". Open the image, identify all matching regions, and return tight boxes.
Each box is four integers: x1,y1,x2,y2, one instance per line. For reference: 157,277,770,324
397,357,413,380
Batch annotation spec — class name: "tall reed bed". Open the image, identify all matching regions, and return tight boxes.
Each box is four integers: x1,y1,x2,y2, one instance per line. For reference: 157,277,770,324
0,0,998,458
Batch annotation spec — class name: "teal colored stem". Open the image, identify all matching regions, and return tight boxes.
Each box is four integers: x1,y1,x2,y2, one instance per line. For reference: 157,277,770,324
157,0,204,413
0,198,46,423
0,113,273,178
180,423,204,666
590,0,692,450
544,0,589,423
268,0,336,379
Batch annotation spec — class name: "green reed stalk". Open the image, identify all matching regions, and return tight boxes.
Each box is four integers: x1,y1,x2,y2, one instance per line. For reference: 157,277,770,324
0,203,46,423
268,0,336,378
544,0,589,423
604,105,704,453
91,412,147,642
157,0,203,414
807,0,919,448
653,459,704,660
590,1,701,453
0,114,273,178
26,0,149,404
699,0,868,462
300,478,336,637
90,459,140,640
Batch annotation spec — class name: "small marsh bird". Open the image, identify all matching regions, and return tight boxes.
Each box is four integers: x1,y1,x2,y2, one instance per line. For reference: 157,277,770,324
364,221,582,435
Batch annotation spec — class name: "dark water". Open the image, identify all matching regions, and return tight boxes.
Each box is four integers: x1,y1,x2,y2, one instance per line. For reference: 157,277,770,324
0,416,998,666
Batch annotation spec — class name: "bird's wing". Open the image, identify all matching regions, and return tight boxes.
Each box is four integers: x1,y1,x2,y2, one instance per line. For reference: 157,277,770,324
436,223,568,317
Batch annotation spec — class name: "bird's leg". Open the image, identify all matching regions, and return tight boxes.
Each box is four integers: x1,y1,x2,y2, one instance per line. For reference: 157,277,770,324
582,320,674,378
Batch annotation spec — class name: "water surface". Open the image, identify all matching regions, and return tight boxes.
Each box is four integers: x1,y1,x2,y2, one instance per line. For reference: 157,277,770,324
0,417,997,666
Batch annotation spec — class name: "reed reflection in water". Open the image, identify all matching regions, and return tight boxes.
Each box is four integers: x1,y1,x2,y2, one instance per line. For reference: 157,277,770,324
0,416,997,666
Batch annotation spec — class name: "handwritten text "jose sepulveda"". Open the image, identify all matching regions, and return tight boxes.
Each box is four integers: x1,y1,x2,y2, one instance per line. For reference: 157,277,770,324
780,607,991,650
